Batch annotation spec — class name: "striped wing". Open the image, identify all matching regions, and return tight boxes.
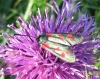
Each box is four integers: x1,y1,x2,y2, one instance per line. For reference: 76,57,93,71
41,41,76,63
46,33,83,46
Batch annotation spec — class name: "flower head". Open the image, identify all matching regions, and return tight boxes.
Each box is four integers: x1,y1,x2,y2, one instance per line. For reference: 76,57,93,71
0,0,100,79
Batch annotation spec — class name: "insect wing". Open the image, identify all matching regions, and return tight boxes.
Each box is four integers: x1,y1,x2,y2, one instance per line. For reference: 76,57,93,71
41,41,76,63
37,33,83,62
63,33,83,45
46,33,83,46
46,33,70,46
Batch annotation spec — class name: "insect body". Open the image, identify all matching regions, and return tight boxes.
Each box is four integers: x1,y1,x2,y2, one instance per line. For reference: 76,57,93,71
36,33,83,63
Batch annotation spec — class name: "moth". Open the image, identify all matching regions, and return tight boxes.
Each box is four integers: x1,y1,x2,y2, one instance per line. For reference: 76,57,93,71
36,33,83,63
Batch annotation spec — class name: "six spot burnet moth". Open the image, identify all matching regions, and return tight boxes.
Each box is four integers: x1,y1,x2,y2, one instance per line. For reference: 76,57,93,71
36,33,83,63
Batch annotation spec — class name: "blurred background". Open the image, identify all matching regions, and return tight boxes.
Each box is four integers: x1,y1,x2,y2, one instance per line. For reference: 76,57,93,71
0,0,100,79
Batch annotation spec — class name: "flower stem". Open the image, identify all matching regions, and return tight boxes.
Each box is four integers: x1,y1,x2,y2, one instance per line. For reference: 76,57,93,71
23,0,34,20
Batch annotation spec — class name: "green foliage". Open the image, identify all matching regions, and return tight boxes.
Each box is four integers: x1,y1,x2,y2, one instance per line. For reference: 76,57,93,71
0,0,100,26
77,0,100,27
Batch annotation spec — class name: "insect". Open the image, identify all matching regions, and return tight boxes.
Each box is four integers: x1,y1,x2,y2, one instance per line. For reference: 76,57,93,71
36,33,83,63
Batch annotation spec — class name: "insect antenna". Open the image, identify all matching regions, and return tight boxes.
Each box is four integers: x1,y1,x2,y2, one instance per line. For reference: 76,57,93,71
14,34,36,38
14,34,36,42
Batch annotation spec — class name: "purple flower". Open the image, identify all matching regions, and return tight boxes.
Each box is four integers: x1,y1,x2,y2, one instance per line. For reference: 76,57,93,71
0,0,100,79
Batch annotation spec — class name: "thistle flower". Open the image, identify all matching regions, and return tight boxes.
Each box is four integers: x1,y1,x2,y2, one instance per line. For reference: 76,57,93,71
0,0,100,79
